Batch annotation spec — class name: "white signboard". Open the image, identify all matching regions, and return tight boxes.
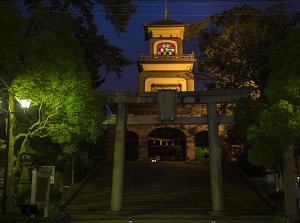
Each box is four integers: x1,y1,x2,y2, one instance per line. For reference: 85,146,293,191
267,174,275,183
31,170,50,217
39,166,55,184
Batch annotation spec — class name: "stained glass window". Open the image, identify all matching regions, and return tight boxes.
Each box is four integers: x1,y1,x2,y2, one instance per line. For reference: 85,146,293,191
157,43,175,56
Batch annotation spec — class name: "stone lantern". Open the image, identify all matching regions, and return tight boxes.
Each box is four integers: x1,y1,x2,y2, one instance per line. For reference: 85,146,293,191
19,153,33,184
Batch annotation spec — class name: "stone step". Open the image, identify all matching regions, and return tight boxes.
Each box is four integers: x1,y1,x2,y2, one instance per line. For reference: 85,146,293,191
64,162,274,220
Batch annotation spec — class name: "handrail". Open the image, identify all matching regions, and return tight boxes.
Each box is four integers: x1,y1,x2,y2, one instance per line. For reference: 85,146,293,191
138,52,195,60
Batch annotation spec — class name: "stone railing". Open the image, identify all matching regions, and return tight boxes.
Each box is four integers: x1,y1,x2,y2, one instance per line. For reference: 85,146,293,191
138,52,195,60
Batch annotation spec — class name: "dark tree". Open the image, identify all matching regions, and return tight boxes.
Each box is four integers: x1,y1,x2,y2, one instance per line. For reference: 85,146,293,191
188,3,299,92
24,0,138,88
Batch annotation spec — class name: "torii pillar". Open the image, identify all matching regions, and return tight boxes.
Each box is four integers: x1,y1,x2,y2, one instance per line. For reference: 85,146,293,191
110,103,127,212
207,102,225,216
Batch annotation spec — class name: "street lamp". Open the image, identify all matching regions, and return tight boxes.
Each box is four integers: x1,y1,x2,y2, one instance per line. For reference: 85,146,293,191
1,97,30,214
18,99,31,109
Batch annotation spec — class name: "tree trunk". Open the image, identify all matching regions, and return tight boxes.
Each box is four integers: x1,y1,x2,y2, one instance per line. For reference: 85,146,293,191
283,147,297,220
15,135,29,171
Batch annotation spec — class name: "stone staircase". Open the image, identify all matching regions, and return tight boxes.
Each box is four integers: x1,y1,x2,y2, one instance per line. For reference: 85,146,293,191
62,162,274,222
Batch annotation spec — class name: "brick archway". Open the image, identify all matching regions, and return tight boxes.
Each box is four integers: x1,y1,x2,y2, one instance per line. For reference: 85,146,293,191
195,131,209,148
148,127,186,161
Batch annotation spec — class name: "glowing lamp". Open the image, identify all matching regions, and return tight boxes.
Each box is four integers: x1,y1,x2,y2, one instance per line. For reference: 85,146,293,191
18,99,31,108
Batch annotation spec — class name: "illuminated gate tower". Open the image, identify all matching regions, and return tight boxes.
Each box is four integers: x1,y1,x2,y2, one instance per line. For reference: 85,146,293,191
105,10,219,162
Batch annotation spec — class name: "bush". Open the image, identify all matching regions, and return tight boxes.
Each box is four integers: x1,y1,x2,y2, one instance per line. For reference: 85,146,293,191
0,216,25,223
0,208,51,223
49,185,61,202
0,215,51,223
195,147,209,163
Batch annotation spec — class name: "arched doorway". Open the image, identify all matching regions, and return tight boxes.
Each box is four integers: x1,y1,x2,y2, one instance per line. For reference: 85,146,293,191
125,131,139,161
195,131,209,147
148,127,186,161
194,131,209,161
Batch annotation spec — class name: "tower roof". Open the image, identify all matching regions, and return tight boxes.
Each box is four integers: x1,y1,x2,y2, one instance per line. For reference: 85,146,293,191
143,19,189,41
144,19,189,27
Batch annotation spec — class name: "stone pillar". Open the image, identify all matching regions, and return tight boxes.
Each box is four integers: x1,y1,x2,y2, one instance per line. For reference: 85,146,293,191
207,102,225,216
110,103,127,212
284,147,297,220
185,135,195,161
138,136,148,162
104,126,116,162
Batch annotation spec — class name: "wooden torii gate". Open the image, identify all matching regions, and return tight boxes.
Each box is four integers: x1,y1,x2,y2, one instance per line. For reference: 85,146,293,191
97,87,253,216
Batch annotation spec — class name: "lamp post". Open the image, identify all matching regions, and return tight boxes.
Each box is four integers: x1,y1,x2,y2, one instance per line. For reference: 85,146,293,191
1,96,30,214
1,107,10,215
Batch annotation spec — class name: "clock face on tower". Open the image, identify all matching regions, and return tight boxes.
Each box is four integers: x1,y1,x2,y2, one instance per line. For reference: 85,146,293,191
157,43,175,55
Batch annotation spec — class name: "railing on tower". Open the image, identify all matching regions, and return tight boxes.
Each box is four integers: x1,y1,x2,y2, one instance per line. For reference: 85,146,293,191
138,52,195,60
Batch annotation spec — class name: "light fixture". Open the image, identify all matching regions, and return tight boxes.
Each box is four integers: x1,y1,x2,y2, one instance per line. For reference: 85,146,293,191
18,99,31,109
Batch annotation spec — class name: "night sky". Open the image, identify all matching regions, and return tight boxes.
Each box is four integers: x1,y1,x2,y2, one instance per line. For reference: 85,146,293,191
97,0,300,92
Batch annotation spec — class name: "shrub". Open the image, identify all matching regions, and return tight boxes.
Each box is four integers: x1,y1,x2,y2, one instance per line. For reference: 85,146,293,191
195,147,209,163
49,185,61,202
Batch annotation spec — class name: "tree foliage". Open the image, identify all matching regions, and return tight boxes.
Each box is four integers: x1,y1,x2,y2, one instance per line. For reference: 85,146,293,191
0,1,106,211
23,0,138,88
0,0,25,89
188,3,299,166
241,30,300,215
188,4,298,91
11,9,105,151
235,29,300,166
